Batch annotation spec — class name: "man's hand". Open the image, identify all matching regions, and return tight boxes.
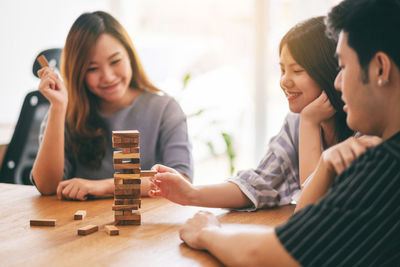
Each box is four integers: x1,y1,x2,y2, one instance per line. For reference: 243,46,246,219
322,136,382,176
179,211,221,250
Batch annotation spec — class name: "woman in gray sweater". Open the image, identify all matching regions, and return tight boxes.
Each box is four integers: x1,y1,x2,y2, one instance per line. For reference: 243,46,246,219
31,11,193,200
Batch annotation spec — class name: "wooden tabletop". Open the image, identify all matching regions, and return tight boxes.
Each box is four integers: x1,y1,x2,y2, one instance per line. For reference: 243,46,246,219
0,183,294,267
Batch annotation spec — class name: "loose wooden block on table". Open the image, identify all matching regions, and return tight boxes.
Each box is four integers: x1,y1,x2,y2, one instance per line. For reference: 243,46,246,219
74,210,86,220
30,219,56,226
105,225,119,236
77,225,98,236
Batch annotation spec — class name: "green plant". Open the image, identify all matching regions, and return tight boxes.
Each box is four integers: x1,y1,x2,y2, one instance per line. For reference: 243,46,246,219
180,73,236,175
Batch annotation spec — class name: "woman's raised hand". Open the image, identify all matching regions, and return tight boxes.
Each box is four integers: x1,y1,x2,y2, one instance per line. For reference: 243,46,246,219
301,91,336,125
37,67,68,109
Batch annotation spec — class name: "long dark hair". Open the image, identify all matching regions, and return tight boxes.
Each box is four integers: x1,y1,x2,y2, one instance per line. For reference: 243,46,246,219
279,16,353,142
61,11,160,169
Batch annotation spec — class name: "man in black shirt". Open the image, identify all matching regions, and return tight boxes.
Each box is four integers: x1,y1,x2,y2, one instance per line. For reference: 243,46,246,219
177,0,400,266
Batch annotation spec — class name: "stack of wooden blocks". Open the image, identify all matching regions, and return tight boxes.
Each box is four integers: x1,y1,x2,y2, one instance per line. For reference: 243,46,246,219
112,130,142,225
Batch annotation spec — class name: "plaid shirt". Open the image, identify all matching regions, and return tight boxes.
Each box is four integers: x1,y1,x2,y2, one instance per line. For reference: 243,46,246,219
228,113,301,210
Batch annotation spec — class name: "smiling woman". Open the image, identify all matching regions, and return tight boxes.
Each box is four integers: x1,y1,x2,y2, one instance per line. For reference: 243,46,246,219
84,34,139,115
31,11,193,200
144,16,354,212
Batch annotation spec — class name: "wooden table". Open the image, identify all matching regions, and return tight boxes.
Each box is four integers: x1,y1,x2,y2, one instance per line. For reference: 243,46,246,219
0,183,294,267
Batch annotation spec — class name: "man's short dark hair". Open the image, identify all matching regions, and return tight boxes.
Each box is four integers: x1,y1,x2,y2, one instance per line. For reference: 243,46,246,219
326,0,400,82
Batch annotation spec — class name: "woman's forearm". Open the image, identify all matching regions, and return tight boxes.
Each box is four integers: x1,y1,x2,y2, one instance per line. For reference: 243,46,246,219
299,118,322,185
32,105,66,195
191,182,252,209
295,158,335,212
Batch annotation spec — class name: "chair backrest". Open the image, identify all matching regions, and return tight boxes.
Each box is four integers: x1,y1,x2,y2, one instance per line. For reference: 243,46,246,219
0,90,49,184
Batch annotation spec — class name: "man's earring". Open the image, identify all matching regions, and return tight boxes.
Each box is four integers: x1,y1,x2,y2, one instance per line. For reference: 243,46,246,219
378,79,389,87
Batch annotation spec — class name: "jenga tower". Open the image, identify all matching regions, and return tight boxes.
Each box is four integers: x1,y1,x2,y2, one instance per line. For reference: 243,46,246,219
112,130,142,225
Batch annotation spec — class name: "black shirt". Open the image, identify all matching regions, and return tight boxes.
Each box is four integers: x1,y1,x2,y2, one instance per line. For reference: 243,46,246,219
276,132,400,267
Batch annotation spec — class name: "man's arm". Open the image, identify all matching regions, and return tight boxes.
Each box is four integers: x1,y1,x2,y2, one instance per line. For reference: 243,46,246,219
180,211,300,267
295,136,381,212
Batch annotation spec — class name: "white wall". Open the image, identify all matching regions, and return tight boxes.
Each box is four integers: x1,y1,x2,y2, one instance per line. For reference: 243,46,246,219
0,0,116,142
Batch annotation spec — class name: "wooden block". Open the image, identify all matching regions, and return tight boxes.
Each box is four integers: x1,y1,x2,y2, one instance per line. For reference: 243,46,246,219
122,147,140,153
113,159,123,164
112,204,139,211
114,210,124,215
115,215,141,221
115,212,141,225
74,210,86,220
105,225,119,236
112,137,122,143
113,136,139,144
123,210,135,215
37,55,49,68
114,178,123,185
116,210,140,216
113,143,139,149
122,178,141,184
140,170,157,177
114,177,141,184
77,225,98,236
114,193,140,199
112,130,139,137
114,199,141,206
115,169,141,175
113,151,140,159
123,137,139,143
115,184,140,190
115,220,141,225
114,163,140,169
30,219,56,226
115,188,140,196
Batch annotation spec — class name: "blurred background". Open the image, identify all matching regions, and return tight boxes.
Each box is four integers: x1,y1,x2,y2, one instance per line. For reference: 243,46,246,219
0,0,339,184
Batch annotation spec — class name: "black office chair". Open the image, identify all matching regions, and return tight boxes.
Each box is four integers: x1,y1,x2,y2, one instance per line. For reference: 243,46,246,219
0,48,61,184
0,91,49,184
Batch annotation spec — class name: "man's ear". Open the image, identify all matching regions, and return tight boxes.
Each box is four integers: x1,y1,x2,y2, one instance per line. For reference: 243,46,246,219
373,52,391,87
